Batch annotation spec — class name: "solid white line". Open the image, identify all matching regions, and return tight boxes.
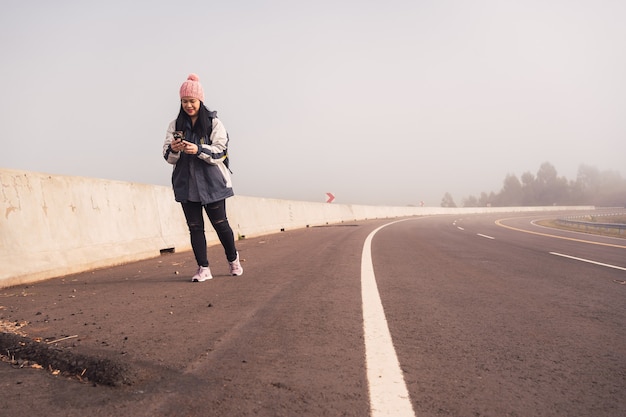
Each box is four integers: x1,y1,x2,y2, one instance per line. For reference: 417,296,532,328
361,220,416,417
477,233,495,240
549,252,626,271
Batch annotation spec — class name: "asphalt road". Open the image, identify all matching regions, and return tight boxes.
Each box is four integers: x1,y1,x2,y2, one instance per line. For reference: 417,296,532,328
1,210,624,417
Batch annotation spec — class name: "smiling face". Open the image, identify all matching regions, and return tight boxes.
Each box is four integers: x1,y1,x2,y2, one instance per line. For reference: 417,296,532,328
181,97,200,119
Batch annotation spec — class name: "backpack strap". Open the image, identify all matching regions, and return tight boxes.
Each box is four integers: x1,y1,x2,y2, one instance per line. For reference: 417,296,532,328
206,110,217,143
206,110,232,173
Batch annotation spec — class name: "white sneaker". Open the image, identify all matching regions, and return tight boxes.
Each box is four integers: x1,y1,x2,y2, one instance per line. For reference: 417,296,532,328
229,252,243,276
192,266,212,282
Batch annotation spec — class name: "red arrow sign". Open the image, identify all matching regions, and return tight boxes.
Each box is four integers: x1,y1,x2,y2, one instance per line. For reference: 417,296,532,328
326,192,335,203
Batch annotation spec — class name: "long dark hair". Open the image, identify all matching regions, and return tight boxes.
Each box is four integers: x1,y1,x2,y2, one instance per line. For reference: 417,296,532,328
175,103,212,141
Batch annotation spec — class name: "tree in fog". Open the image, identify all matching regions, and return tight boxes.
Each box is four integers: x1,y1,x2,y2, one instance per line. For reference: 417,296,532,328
573,165,626,206
461,162,625,207
595,169,626,206
462,195,478,207
534,162,569,205
478,191,495,207
463,191,494,207
495,174,523,206
520,171,536,205
441,192,457,208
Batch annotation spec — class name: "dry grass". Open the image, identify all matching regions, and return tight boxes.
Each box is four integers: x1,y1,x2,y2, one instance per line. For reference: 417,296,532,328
0,316,29,337
536,218,626,238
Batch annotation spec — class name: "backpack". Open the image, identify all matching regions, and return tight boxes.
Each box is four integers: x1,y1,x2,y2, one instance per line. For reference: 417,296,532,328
206,111,231,172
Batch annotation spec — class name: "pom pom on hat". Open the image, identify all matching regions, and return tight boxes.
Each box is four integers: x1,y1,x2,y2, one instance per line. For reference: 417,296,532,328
179,73,204,102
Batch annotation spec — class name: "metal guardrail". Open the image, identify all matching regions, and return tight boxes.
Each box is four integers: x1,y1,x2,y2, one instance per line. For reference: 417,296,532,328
556,215,626,236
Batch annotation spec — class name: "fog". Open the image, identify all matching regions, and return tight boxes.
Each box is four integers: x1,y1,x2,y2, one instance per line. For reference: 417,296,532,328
1,0,624,206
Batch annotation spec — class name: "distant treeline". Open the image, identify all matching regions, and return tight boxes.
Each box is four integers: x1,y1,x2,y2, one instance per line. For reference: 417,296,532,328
441,162,626,208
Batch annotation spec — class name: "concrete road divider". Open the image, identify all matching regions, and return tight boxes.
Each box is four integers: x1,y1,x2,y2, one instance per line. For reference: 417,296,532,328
0,168,593,288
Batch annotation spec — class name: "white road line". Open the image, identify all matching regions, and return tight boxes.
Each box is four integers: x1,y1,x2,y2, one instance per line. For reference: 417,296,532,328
361,220,416,417
477,233,495,239
550,252,626,271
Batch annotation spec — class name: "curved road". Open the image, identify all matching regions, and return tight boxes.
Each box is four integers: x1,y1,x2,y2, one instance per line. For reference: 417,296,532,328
1,210,624,416
372,212,625,416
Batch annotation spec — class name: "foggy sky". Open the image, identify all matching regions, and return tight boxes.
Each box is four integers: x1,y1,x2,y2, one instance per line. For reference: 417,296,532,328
1,0,624,206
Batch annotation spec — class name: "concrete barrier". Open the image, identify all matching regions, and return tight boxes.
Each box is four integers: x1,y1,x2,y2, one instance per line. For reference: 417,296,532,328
0,168,594,288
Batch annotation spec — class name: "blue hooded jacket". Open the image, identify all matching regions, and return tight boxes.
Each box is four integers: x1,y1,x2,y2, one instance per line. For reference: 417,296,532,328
163,113,233,204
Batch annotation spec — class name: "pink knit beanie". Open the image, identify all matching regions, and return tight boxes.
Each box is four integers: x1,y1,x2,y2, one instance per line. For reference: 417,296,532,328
179,73,204,102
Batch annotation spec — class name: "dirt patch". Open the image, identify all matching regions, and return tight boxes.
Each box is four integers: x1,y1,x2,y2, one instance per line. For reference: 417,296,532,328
0,330,134,386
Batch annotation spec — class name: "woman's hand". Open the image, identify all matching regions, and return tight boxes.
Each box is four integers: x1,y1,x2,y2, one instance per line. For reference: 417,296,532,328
171,138,186,153
182,141,199,155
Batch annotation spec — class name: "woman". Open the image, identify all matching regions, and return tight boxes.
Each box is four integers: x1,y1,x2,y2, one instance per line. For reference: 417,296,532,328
163,73,243,282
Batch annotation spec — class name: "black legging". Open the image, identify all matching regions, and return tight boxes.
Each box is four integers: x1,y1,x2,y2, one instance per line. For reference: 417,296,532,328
181,200,237,267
